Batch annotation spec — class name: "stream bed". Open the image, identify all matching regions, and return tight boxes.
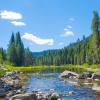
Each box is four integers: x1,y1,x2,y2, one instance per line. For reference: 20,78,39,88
26,73,100,100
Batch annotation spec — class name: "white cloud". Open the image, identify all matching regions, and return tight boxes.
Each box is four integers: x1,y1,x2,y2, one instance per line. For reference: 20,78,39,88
11,21,26,26
64,25,72,31
64,28,69,31
61,31,74,37
59,42,64,45
0,10,22,20
67,25,72,29
22,33,54,46
69,18,75,21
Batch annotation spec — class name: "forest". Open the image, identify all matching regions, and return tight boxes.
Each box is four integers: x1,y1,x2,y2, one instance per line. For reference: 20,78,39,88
34,11,100,66
0,11,100,66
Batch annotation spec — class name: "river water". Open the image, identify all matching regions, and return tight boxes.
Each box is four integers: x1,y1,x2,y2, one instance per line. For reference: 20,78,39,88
26,73,100,100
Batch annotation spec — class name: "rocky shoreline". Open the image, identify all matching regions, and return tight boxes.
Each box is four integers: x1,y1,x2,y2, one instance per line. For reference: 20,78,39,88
0,68,100,100
0,71,60,100
60,69,100,93
0,71,28,100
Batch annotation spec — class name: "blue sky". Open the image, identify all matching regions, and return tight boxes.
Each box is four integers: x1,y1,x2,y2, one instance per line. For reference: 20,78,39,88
0,0,100,52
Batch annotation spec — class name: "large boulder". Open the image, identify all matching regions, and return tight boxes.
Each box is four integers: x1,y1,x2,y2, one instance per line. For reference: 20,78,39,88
60,70,79,79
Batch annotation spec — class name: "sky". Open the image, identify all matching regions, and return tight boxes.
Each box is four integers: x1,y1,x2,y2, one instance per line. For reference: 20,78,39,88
0,0,100,52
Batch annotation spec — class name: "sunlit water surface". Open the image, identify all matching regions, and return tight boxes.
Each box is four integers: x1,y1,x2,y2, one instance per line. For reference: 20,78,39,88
26,73,100,100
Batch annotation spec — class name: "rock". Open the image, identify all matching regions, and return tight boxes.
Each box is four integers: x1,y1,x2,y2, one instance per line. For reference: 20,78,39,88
3,96,9,100
16,89,22,94
7,91,15,97
0,88,7,98
10,92,60,100
94,79,100,82
83,82,93,85
50,92,60,100
92,86,100,92
68,91,75,96
91,73,100,80
79,70,92,79
5,71,18,77
9,93,37,100
60,70,79,79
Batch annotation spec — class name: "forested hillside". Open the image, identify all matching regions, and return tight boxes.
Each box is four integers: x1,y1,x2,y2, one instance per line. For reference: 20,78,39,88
35,11,100,65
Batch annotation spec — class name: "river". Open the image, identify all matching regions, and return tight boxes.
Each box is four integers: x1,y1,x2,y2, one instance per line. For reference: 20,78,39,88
26,73,100,100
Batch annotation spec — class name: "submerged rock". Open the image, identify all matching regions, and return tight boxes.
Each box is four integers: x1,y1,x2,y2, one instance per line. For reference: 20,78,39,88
68,91,76,96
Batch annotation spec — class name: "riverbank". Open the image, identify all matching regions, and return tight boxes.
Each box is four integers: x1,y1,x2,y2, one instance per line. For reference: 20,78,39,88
0,71,29,99
1,64,100,74
0,65,100,100
0,71,60,100
0,64,100,99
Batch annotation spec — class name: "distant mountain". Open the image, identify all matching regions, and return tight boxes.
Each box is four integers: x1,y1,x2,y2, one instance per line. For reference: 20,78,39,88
33,51,48,57
33,49,60,57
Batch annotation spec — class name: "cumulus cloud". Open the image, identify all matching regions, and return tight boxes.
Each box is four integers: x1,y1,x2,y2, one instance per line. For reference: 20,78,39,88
61,31,74,37
11,21,26,26
22,33,54,46
0,10,22,20
69,17,75,21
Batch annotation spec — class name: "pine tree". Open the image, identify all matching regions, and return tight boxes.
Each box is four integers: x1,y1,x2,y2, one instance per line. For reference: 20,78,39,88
91,11,100,64
15,32,25,66
0,48,4,64
7,33,17,65
24,48,33,66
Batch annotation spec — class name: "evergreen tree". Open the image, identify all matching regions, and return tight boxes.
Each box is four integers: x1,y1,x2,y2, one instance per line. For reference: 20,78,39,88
0,48,4,64
91,11,100,64
7,33,17,65
15,32,25,66
24,48,33,66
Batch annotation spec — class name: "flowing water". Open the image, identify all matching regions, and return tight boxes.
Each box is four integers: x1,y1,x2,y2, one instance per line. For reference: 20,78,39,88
26,73,100,100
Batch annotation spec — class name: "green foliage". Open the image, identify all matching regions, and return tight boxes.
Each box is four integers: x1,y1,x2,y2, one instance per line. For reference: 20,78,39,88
0,48,6,64
6,32,34,66
15,32,25,66
24,48,34,66
7,33,17,65
92,11,99,32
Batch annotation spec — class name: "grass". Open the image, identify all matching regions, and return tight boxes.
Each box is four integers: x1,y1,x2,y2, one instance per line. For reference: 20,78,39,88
0,70,6,75
0,64,100,75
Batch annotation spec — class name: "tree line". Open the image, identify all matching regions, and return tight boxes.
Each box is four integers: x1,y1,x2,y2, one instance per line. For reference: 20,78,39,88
35,11,100,65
